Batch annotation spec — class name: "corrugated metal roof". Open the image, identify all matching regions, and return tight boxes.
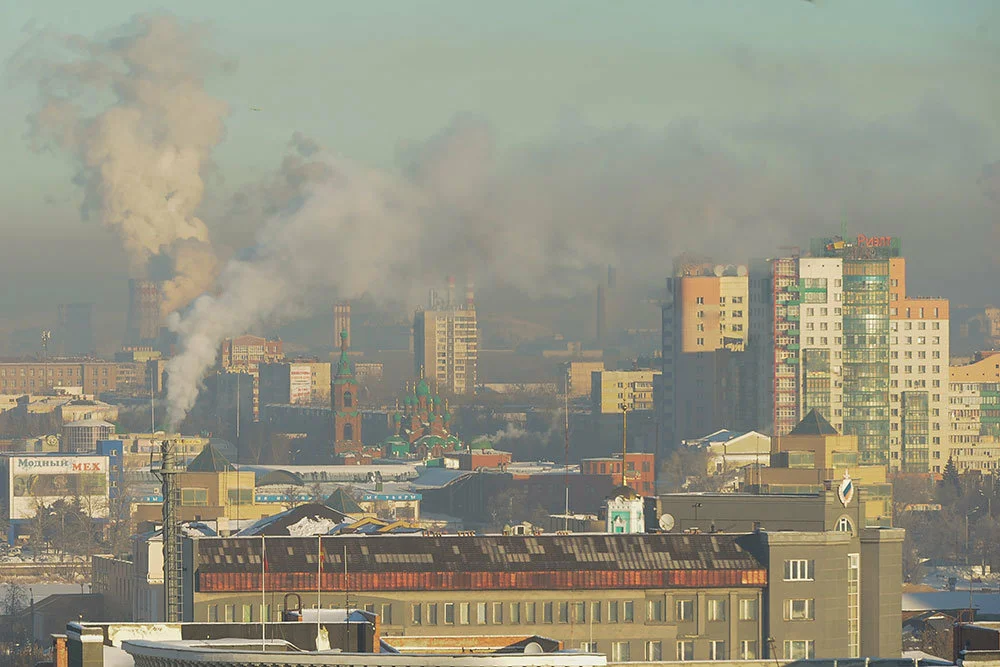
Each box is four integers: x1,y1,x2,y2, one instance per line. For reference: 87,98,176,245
194,532,761,575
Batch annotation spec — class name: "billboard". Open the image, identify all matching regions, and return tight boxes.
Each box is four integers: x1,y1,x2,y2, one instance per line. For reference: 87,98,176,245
7,455,109,520
289,364,312,404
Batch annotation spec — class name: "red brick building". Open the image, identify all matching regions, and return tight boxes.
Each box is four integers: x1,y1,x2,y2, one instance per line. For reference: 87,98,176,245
581,452,656,496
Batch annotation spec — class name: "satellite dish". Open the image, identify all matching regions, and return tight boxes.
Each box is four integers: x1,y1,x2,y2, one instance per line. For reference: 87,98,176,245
524,642,544,655
737,265,748,276
659,514,675,531
713,265,724,277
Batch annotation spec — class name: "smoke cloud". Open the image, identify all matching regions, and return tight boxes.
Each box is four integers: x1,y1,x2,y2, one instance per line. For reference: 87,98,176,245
10,14,227,314
164,98,992,425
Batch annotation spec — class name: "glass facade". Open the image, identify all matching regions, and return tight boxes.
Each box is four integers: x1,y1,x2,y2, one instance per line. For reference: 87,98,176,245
802,348,832,420
901,391,929,472
842,256,890,465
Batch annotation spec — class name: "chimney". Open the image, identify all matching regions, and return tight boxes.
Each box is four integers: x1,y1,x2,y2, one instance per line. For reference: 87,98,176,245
596,285,606,343
333,303,351,349
125,279,162,346
465,282,475,309
52,634,68,667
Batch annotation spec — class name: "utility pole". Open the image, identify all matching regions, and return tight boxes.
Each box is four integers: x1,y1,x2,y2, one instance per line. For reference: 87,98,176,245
564,367,571,531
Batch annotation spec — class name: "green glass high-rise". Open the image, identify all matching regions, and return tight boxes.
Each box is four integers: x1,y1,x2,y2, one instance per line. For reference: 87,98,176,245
842,252,891,466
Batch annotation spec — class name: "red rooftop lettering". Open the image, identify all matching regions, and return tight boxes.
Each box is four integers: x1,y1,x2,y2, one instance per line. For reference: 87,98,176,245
72,462,101,472
856,234,893,248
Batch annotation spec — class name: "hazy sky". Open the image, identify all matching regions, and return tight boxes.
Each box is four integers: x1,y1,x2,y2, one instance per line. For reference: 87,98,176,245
1,1,998,352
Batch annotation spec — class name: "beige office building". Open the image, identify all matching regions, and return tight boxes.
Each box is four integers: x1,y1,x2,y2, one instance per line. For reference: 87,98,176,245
413,305,478,395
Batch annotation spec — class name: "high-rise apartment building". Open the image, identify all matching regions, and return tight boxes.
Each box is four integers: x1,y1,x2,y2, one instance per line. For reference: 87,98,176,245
57,303,95,357
749,255,846,437
888,258,950,472
219,335,284,419
949,352,1000,473
125,279,162,346
660,262,749,444
747,236,949,473
413,282,478,395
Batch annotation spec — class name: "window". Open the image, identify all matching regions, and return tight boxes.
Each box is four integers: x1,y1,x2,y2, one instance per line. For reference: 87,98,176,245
612,642,631,662
208,605,218,622
784,598,815,621
710,641,726,660
836,516,853,534
591,601,602,623
493,602,503,624
696,296,705,305
580,642,598,653
784,559,814,581
444,603,455,624
645,641,663,661
411,604,422,625
459,602,470,625
572,602,585,623
558,601,569,623
428,603,438,625
608,601,619,623
381,604,393,625
647,599,664,622
477,602,487,624
181,488,208,506
784,640,816,660
707,598,726,621
228,488,253,505
676,641,695,661
510,602,521,624
525,602,536,624
740,641,758,660
543,602,554,624
738,598,758,621
624,600,634,622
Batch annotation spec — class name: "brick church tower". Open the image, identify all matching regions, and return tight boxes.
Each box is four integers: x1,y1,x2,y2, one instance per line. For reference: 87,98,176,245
332,329,361,455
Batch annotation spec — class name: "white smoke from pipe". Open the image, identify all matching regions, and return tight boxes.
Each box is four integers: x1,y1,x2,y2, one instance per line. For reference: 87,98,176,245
11,14,226,315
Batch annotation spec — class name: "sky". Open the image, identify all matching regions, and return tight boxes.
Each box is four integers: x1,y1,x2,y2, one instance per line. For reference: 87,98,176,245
0,0,998,354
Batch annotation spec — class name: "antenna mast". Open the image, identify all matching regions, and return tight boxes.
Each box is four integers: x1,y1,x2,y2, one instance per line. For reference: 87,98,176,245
155,439,183,621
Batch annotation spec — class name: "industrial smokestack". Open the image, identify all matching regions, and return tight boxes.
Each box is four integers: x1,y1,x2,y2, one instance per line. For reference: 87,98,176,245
333,302,351,349
126,279,162,346
465,281,475,309
596,284,606,343
447,275,456,308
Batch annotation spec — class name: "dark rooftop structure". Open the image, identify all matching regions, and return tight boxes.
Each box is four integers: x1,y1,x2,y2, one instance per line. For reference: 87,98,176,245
789,408,840,436
191,532,767,593
325,486,365,514
186,442,235,472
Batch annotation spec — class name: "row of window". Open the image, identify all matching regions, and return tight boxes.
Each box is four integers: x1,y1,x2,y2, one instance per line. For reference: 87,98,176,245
409,597,760,626
602,638,812,661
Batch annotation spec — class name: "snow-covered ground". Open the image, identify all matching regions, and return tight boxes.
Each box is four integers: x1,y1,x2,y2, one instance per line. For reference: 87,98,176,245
921,564,1000,591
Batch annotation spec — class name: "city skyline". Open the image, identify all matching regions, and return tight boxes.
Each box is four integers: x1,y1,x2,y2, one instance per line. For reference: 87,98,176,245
0,2,997,356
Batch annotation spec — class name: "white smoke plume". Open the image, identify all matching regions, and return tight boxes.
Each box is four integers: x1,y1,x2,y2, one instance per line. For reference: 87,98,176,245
166,99,991,426
10,14,227,315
